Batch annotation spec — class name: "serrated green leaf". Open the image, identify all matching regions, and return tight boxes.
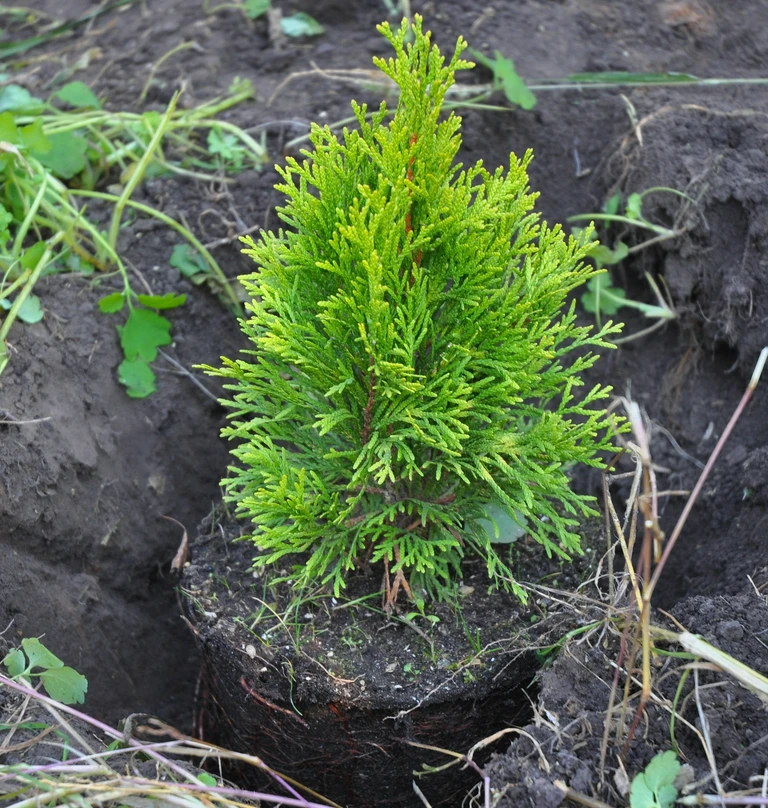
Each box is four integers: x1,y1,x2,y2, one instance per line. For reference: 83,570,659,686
588,241,629,266
207,126,244,169
643,751,680,793
281,12,325,37
629,773,655,808
3,647,26,677
244,0,270,18
0,84,42,113
118,307,172,362
136,292,187,310
118,357,156,398
35,131,88,179
39,666,88,704
630,752,680,808
477,503,527,544
98,292,125,313
21,638,64,671
55,81,101,110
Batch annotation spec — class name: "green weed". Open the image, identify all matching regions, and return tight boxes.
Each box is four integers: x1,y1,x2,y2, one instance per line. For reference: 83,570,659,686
630,751,680,808
2,637,88,705
0,76,263,394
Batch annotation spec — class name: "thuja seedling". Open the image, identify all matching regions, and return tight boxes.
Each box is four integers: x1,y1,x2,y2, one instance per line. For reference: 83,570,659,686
2,637,88,705
207,16,622,608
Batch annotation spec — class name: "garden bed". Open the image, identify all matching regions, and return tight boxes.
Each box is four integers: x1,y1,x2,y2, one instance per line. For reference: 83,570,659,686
2,1,768,806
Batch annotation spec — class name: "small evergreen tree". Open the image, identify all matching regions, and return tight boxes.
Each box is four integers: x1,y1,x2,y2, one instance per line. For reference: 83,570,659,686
205,16,620,608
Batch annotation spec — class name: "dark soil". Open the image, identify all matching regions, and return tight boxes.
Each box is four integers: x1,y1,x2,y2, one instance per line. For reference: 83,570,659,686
2,0,768,806
486,592,768,807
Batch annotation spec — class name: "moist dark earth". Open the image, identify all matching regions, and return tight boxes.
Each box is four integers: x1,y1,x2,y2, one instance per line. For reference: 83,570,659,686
1,1,768,806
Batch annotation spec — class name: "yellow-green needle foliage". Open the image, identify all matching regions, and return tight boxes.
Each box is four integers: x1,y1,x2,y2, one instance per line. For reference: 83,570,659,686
205,16,621,604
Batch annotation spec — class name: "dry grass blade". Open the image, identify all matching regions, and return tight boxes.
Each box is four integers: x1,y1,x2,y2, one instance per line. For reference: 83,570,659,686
0,673,340,808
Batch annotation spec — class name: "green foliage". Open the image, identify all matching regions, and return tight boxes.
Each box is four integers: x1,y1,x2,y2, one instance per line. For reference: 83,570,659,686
0,76,259,389
206,17,621,602
240,0,324,36
571,190,682,330
469,48,537,109
630,751,680,808
2,638,88,705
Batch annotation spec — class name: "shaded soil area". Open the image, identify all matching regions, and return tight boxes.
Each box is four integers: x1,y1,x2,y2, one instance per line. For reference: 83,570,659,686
486,593,768,807
2,0,768,805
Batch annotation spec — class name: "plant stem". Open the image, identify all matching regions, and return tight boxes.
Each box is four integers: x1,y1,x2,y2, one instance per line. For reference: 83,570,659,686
107,93,179,252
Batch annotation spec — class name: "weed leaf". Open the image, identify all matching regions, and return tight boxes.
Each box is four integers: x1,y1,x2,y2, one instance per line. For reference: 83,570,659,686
469,49,536,109
207,126,243,168
16,294,44,324
55,81,101,110
98,292,126,313
39,666,88,704
581,274,626,316
0,85,43,113
630,751,679,808
21,637,64,671
19,119,50,154
2,648,26,678
281,12,325,37
625,192,643,220
118,308,172,362
477,502,527,544
136,292,186,310
0,203,11,242
170,243,206,281
36,132,88,179
493,52,536,109
643,751,680,793
118,357,157,398
588,241,629,266
244,0,270,18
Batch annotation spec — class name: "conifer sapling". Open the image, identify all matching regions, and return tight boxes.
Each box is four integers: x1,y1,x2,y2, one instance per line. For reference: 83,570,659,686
205,16,621,608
